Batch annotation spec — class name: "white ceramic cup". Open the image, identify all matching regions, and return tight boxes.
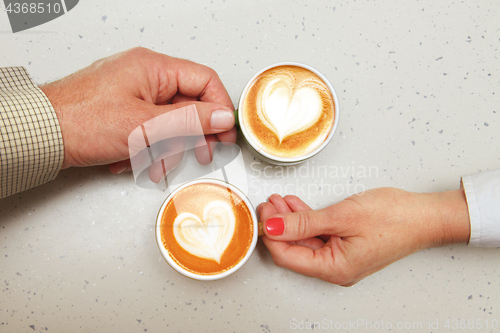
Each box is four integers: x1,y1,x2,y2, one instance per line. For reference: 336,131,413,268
238,62,340,166
155,178,259,281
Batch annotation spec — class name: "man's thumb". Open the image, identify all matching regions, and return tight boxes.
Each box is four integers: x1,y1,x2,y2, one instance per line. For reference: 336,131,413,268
145,102,234,142
263,208,333,241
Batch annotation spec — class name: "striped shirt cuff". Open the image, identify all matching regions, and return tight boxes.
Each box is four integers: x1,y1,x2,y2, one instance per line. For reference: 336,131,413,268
0,66,64,198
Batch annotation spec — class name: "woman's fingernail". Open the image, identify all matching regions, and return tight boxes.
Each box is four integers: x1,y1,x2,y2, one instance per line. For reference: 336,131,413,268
116,166,127,174
265,217,285,236
210,109,234,130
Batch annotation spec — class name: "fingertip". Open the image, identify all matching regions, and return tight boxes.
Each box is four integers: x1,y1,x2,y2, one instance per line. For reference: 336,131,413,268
265,216,285,236
210,108,234,131
256,203,264,217
218,127,237,146
109,162,131,175
269,194,293,214
269,193,283,200
194,135,218,165
147,143,185,183
148,160,169,183
269,193,293,213
259,202,279,224
114,166,128,175
283,195,313,212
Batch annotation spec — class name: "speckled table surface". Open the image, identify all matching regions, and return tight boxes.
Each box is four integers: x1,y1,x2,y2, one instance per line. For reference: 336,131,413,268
1,1,499,332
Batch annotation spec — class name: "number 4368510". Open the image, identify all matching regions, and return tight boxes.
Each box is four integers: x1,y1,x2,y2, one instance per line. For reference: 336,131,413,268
444,319,499,330
5,2,63,14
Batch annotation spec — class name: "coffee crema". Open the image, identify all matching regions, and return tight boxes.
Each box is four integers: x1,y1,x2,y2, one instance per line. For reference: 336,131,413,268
243,65,335,158
160,183,254,276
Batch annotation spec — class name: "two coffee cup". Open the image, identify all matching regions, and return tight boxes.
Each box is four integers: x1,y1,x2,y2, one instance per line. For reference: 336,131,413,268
156,63,339,280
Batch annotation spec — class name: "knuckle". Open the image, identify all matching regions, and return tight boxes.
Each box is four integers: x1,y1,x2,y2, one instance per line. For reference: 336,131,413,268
271,254,286,268
295,213,311,239
129,46,148,56
184,107,202,135
205,66,219,78
329,273,350,286
126,47,157,64
327,261,353,286
333,200,366,229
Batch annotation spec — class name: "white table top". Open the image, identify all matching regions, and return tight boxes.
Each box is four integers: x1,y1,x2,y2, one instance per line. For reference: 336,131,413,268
1,1,499,332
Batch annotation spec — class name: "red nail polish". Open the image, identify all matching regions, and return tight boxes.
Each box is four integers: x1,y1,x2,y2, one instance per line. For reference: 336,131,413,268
265,217,284,236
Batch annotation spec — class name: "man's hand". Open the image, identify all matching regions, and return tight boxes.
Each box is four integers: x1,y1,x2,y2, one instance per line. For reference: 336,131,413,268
259,188,470,286
39,47,236,174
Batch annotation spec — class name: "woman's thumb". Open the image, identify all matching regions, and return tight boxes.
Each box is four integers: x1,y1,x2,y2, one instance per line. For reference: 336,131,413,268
263,208,333,241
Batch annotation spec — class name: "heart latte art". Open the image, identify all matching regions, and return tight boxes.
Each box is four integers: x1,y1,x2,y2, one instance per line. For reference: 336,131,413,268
243,65,335,158
260,78,322,143
173,201,235,264
160,183,254,276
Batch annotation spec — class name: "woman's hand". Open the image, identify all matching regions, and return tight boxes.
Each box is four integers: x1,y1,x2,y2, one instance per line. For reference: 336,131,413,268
259,188,470,286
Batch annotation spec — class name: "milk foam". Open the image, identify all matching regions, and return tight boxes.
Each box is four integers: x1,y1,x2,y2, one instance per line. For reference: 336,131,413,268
258,76,323,143
173,200,236,263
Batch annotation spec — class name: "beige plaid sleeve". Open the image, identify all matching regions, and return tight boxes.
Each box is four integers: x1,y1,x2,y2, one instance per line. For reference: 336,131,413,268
0,67,64,199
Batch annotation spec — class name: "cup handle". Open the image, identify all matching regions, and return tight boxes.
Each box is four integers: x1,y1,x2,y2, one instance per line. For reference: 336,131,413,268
233,109,240,130
258,222,264,236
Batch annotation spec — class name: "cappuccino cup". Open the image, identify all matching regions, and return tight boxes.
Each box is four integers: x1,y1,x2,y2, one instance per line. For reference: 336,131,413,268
156,179,258,281
238,63,339,165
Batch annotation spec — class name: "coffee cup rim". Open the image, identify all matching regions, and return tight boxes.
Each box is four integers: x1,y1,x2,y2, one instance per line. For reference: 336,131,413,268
238,62,340,164
155,178,259,281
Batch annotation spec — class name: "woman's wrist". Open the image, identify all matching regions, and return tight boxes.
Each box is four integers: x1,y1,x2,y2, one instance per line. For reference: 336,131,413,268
421,189,470,247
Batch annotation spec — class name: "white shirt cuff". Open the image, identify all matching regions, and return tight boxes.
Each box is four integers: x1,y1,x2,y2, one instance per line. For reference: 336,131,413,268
462,169,500,247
